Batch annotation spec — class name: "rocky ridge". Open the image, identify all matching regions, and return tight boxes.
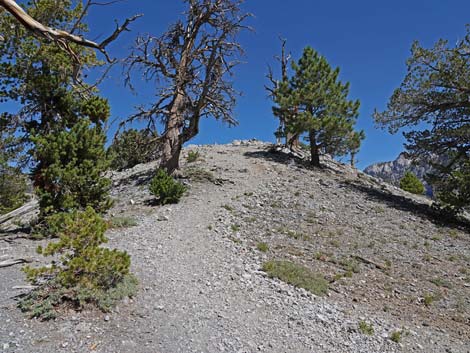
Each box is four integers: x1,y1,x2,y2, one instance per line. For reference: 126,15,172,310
364,153,434,195
0,140,469,353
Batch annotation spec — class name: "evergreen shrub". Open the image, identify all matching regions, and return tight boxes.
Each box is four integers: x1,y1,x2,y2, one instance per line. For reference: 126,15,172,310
400,172,425,195
21,207,136,319
149,169,186,205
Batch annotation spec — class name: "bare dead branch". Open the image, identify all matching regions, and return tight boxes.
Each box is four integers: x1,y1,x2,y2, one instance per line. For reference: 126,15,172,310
125,0,250,172
0,258,32,268
0,0,142,81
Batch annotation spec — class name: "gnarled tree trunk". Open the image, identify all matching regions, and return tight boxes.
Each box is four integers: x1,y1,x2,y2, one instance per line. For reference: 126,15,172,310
309,130,320,167
287,132,300,150
160,101,184,173
126,1,247,175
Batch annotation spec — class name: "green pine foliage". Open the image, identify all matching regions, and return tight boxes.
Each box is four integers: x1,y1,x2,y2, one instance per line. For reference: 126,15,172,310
346,130,366,168
108,129,159,171
31,118,112,217
400,172,425,195
0,116,28,214
430,158,470,212
21,207,136,319
0,1,134,319
273,46,364,166
149,169,186,205
0,168,29,215
0,1,103,132
374,27,470,212
0,1,110,219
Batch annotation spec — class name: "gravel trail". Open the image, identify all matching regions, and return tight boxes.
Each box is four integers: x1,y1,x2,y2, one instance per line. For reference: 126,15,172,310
1,142,468,353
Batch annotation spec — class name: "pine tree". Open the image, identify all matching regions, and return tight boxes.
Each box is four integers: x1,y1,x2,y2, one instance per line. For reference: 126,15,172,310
21,207,137,320
400,172,425,195
108,129,160,171
125,0,249,174
266,38,300,149
0,167,28,215
0,2,112,217
31,117,112,217
0,115,28,214
273,46,364,167
346,130,366,168
1,1,134,317
374,27,470,212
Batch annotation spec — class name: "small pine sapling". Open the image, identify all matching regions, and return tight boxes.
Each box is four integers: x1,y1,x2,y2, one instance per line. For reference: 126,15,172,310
21,207,137,319
149,169,186,205
399,171,425,195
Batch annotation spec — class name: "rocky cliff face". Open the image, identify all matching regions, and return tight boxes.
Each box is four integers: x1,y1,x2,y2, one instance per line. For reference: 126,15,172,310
364,153,433,195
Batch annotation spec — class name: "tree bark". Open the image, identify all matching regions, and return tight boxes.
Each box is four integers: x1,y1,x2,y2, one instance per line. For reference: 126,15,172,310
350,152,356,168
126,1,246,173
160,136,182,173
159,90,186,173
309,130,320,167
160,115,183,173
286,132,300,150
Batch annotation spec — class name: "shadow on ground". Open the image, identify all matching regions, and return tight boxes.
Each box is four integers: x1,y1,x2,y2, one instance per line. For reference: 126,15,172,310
244,148,470,232
342,180,470,232
0,228,31,243
113,169,155,188
243,149,334,172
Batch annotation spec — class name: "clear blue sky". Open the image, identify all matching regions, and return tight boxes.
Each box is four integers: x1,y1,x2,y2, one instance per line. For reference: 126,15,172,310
83,0,470,169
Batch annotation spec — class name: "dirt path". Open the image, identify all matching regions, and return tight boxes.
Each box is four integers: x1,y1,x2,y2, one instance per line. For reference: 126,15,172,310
1,143,468,353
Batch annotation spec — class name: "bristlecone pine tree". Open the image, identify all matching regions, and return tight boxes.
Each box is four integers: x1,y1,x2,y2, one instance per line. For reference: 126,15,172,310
346,130,365,168
266,37,300,149
374,27,470,213
0,1,135,317
273,46,364,167
400,172,425,195
0,1,113,218
125,0,250,174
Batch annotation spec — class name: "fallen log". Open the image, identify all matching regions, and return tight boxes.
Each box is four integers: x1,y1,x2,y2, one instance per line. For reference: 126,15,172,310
12,285,37,290
0,258,32,268
353,255,386,270
0,200,37,225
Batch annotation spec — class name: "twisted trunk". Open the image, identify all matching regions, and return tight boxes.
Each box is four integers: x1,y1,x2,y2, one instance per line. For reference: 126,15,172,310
160,91,186,174
286,132,300,150
309,130,320,167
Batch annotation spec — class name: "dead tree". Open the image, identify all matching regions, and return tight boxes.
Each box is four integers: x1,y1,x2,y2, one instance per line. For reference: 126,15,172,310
0,0,141,80
125,0,250,173
266,37,300,150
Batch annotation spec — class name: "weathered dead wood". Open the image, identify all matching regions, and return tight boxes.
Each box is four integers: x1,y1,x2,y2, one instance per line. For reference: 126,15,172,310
125,0,250,173
0,258,32,268
0,0,141,54
12,285,37,290
0,0,141,80
0,200,37,225
353,255,386,270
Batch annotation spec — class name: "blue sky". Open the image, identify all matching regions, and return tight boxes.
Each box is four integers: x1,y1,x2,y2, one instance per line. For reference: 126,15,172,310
83,0,470,169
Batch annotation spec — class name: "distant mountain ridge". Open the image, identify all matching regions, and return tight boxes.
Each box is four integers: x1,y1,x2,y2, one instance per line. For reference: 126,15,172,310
363,153,433,195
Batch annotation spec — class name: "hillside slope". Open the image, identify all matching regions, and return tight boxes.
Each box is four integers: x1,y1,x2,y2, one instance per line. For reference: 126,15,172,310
0,141,469,353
